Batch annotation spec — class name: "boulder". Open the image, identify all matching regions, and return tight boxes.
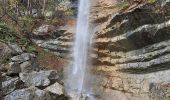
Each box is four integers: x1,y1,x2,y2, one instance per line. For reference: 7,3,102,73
5,60,39,74
44,82,64,95
33,24,55,36
20,61,35,73
55,0,72,11
7,43,23,55
19,70,59,87
44,82,68,100
67,92,88,100
0,65,7,72
6,62,21,74
2,76,24,96
0,42,12,64
160,0,170,6
3,86,53,100
11,53,36,64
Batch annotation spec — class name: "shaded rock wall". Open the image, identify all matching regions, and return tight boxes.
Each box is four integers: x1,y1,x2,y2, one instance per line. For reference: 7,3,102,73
93,0,170,99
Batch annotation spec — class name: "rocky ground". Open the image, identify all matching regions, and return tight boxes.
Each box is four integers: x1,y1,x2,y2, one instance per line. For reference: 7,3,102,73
0,42,89,100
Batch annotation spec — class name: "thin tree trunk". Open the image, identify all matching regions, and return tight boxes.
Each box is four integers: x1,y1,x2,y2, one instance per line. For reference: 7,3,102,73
27,0,30,15
42,0,46,16
16,2,19,17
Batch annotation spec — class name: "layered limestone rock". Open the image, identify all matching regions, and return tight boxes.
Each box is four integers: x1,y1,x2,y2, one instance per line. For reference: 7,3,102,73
32,25,74,58
92,0,170,99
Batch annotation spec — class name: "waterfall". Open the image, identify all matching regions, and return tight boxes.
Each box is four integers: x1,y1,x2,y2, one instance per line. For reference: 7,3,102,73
65,0,93,98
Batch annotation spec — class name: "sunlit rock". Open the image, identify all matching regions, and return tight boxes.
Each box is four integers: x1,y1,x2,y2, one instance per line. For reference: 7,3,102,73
44,82,64,95
4,86,52,100
19,70,59,87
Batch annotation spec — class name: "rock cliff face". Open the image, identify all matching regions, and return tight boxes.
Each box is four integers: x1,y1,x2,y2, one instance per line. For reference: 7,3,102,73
92,0,170,99
30,0,170,99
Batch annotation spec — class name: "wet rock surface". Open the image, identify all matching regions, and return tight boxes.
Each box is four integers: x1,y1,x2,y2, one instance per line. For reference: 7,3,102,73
67,92,89,100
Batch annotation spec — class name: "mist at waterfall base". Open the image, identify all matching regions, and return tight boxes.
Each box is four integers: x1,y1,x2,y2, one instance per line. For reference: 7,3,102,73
64,0,96,99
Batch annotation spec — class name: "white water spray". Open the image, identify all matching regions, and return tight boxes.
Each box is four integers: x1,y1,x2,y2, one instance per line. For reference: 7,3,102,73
65,0,93,97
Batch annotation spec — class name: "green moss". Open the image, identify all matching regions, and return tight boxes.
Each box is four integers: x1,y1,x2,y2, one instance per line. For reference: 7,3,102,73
148,0,156,4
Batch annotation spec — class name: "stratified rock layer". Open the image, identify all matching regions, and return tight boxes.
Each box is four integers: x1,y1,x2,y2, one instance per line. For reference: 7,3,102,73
92,0,170,99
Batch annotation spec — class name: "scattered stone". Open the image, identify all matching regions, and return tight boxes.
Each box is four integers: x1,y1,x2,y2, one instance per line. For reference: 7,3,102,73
68,92,88,100
56,0,72,11
2,76,24,96
33,24,55,36
5,59,38,74
20,61,34,73
6,62,21,74
11,53,35,63
4,86,52,100
0,42,12,64
44,82,64,95
0,65,7,72
161,0,170,6
7,43,23,55
19,70,59,87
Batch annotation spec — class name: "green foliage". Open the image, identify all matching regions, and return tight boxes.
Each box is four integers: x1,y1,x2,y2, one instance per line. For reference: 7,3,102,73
116,0,129,9
0,22,29,44
19,16,35,32
0,23,18,42
46,0,57,11
148,0,156,4
0,23,37,53
66,8,76,16
26,45,37,53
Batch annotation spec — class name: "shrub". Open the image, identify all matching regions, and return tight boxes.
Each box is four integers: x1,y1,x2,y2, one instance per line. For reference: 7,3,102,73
0,23,18,42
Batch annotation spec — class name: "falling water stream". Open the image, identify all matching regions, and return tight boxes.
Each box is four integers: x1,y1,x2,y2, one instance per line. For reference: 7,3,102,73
65,0,94,99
